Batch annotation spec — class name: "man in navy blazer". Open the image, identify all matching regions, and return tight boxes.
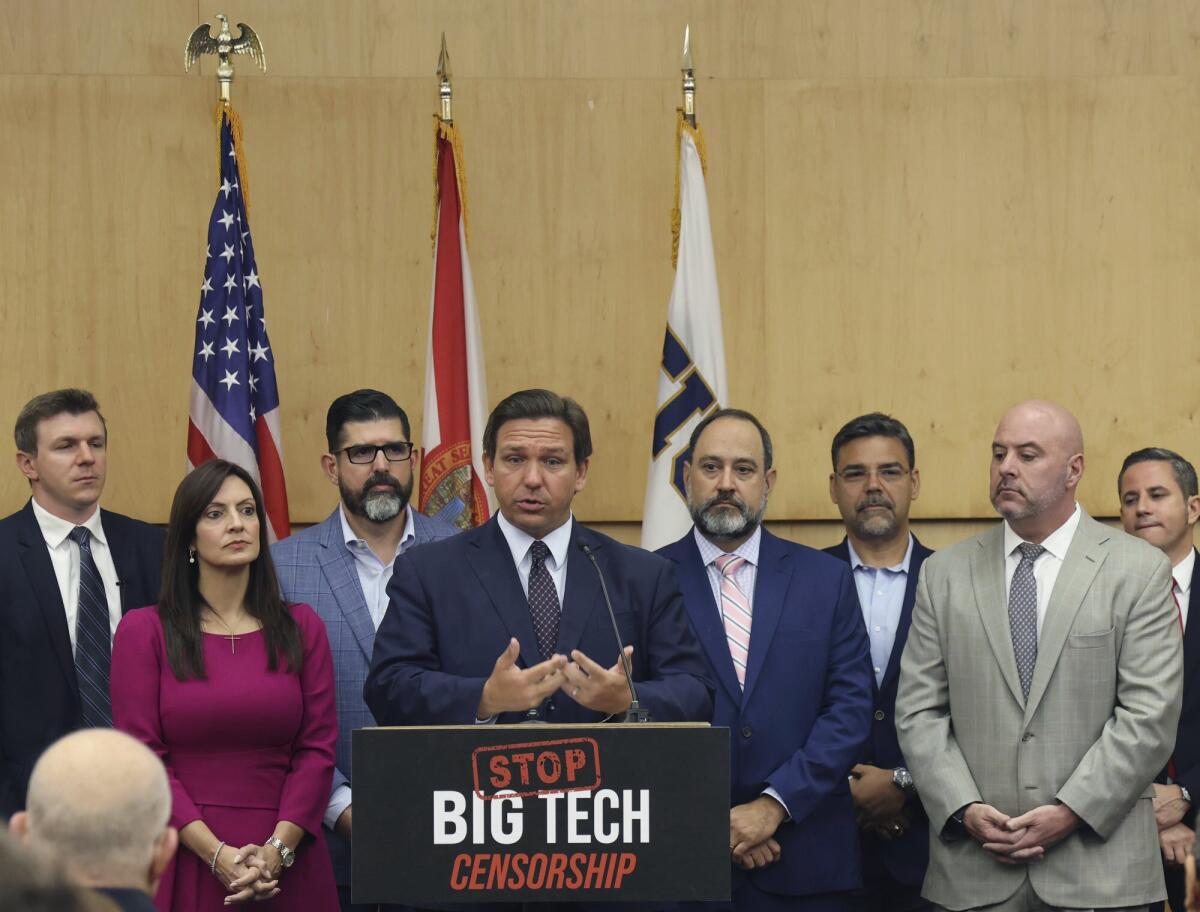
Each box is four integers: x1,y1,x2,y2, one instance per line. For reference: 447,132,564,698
365,388,712,727
0,389,163,817
1118,446,1200,912
272,389,458,910
823,413,932,912
658,409,873,912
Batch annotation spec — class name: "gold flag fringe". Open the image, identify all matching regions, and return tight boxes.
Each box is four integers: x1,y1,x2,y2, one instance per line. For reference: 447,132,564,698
432,116,470,251
215,101,252,217
671,109,708,270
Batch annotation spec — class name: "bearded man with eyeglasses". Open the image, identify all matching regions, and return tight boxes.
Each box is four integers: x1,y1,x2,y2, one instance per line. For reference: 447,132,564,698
271,388,459,912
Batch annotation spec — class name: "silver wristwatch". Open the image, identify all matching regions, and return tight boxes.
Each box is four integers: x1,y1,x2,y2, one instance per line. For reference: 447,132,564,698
266,836,296,868
1182,785,1193,806
892,767,914,792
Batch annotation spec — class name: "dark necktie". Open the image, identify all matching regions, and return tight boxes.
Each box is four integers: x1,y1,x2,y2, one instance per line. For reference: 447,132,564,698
1008,542,1044,701
527,541,560,660
70,527,112,727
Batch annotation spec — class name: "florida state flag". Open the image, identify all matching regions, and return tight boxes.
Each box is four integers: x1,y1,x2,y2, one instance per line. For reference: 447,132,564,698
418,118,492,529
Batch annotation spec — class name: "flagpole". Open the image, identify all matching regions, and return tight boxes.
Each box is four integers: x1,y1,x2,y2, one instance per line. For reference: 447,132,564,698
681,24,695,127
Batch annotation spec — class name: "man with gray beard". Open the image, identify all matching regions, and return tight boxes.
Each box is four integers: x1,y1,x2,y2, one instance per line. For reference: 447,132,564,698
271,389,458,912
658,409,873,912
824,413,933,912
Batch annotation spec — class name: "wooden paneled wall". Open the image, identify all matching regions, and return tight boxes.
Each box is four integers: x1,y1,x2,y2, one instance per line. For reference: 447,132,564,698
3,1,1199,534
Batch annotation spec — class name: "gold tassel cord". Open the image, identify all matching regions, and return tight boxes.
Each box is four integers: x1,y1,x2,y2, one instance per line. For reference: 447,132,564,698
431,116,470,252
671,109,708,269
215,101,252,218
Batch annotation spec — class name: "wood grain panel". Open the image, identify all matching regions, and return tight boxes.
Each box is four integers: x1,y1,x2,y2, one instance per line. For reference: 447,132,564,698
3,1,1200,528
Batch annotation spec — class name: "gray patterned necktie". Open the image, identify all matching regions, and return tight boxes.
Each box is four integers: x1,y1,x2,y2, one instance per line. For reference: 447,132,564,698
1009,541,1045,700
69,526,112,727
527,541,560,661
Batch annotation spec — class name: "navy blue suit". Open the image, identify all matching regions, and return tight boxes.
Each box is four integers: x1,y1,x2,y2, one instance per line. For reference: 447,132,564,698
659,528,874,908
0,500,163,816
824,536,932,902
1156,548,1200,912
365,516,713,725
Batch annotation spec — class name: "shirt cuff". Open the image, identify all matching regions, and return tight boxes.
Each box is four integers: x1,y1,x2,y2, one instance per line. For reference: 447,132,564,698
475,715,498,724
325,784,352,831
762,787,791,821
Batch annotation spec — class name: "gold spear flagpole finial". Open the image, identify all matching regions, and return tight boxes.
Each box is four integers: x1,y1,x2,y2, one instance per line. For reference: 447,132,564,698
437,32,453,123
681,24,695,126
185,12,266,105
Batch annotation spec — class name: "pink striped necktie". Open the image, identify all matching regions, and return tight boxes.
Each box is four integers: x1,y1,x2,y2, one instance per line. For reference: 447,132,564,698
715,553,752,688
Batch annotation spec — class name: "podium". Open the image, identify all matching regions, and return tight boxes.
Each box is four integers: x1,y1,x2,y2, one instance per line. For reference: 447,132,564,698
352,723,730,905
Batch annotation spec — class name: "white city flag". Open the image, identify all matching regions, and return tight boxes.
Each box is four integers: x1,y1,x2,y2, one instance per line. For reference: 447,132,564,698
640,115,728,551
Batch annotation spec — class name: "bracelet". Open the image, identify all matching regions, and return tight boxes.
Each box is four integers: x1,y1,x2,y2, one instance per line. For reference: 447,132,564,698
210,840,226,876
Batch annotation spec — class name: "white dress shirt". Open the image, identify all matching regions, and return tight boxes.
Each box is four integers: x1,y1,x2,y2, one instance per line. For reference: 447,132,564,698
1173,547,1194,632
30,498,122,651
1003,503,1083,636
326,504,417,829
337,504,415,629
848,535,914,688
496,510,573,605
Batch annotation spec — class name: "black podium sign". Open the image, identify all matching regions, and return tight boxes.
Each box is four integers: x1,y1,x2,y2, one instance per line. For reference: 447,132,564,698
353,723,730,904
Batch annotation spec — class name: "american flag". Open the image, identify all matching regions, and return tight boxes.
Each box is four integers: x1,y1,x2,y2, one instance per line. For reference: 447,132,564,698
187,111,290,541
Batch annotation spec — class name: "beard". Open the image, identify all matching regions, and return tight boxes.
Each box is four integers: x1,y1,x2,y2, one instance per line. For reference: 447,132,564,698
341,471,413,524
850,494,900,540
689,491,768,541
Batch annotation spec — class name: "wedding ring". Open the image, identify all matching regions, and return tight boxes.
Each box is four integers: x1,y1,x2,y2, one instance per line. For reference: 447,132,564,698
572,687,581,698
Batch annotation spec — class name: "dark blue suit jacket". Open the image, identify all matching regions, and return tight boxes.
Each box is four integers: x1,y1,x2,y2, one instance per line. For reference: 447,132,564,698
365,516,713,725
659,528,874,899
0,500,163,816
824,535,932,889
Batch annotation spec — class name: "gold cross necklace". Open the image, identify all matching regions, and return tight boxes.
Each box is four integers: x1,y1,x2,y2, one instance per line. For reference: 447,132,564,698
204,606,247,654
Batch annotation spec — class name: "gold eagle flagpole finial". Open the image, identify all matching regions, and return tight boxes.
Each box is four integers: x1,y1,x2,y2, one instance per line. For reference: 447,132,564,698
185,13,266,104
437,32,453,124
681,24,695,126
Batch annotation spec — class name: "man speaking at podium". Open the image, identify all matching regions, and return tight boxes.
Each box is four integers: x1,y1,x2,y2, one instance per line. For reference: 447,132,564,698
365,388,712,726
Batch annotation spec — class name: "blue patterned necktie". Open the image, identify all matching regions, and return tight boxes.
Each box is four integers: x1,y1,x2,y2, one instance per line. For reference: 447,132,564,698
1008,542,1045,701
70,527,112,727
527,541,560,661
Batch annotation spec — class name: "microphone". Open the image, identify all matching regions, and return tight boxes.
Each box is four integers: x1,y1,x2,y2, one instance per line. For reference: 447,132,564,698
579,542,650,723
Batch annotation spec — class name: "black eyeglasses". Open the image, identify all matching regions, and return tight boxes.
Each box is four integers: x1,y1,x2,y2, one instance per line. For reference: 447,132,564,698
335,442,414,464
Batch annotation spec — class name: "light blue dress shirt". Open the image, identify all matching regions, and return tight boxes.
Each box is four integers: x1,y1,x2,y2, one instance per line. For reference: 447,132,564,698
847,535,913,688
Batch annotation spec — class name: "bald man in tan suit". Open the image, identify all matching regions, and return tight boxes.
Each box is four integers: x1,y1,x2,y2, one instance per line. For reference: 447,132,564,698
896,401,1182,911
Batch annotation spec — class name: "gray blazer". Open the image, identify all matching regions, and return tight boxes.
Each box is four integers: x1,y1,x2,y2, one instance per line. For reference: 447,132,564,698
896,511,1182,910
271,506,459,884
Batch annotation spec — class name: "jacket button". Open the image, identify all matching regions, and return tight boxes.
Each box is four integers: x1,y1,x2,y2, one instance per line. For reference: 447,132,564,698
741,726,753,739
1022,731,1034,741
874,710,885,721
546,702,556,713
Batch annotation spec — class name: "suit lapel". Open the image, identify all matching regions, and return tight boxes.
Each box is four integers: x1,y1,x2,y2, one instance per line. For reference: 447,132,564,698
316,511,377,660
971,525,1026,708
1181,549,1200,697
879,538,930,695
465,519,542,668
99,511,136,614
1023,513,1108,723
556,527,603,658
668,533,743,704
742,530,788,704
16,502,75,687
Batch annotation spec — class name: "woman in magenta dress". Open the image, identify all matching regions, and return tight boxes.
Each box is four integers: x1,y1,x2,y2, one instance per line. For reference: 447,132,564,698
112,459,339,910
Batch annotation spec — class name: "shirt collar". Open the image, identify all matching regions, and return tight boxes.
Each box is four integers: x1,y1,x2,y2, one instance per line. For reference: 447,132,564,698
338,503,414,559
30,496,105,549
496,510,574,571
1174,548,1196,595
693,524,762,569
1003,502,1082,561
846,533,914,573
